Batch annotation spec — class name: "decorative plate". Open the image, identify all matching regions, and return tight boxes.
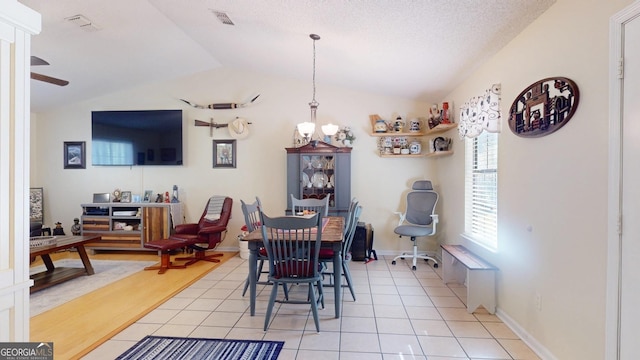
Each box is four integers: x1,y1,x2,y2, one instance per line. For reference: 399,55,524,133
508,77,579,138
311,173,327,188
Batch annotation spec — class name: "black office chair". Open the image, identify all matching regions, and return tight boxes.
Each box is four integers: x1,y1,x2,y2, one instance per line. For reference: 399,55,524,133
391,180,439,270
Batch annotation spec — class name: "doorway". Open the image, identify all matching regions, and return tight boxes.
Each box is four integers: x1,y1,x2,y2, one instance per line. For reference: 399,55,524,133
607,2,640,359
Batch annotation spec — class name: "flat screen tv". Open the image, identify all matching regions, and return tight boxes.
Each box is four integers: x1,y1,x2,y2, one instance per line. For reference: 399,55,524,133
91,109,183,166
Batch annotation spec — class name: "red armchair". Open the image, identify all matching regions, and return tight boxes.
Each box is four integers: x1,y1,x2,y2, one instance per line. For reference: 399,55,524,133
171,196,232,266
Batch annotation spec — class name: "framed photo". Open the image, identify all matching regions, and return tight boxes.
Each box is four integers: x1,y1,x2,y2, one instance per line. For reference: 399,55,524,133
143,190,153,203
63,141,86,169
30,187,44,224
213,139,236,168
121,191,132,203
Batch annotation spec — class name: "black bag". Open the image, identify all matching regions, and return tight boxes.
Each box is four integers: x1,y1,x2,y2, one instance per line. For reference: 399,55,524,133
350,222,377,261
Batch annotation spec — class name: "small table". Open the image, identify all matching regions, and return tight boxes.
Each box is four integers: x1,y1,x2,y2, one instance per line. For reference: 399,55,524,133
30,235,100,293
242,216,344,318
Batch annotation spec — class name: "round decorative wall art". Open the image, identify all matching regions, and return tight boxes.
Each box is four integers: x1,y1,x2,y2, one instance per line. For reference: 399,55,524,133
508,77,579,138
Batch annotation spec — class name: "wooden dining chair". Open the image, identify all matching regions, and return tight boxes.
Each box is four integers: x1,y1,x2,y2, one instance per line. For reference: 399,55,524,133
290,194,329,216
319,199,362,300
240,197,271,296
260,212,324,332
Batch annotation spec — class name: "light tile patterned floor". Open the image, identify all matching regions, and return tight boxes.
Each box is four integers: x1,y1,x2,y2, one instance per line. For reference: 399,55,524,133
82,255,540,359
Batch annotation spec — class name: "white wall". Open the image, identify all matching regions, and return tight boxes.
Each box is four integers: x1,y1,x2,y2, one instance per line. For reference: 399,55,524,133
436,0,633,359
30,66,441,252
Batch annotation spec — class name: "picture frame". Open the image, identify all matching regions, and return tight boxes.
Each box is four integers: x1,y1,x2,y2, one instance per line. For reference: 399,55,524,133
213,139,237,168
63,141,86,169
143,190,153,203
30,187,44,224
121,191,132,203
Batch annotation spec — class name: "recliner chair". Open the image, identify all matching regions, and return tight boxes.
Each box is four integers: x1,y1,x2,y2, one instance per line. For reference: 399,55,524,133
391,180,439,270
171,196,232,266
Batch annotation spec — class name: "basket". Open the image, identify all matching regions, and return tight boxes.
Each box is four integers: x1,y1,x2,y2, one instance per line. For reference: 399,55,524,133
30,236,57,248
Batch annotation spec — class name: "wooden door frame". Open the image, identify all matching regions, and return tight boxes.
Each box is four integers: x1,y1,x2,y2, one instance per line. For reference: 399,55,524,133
607,3,640,359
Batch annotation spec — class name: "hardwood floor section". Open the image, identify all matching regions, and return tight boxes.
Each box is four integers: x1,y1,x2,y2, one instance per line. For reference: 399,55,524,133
30,250,238,360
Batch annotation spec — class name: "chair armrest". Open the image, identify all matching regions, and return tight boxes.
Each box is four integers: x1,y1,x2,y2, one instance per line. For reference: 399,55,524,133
431,214,439,233
198,225,227,235
393,211,406,226
174,223,198,234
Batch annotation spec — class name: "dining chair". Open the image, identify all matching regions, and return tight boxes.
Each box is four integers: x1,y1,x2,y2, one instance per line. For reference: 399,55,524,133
319,200,362,301
260,212,324,332
240,197,271,297
290,194,329,216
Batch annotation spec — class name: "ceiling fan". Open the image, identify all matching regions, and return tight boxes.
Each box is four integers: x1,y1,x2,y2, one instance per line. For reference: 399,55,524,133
30,56,69,86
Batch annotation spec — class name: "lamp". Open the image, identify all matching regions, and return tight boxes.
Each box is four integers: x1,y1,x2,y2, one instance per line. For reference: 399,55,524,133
297,34,321,143
321,123,339,143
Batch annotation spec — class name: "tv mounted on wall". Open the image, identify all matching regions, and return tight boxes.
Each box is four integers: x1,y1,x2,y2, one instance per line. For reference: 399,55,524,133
91,109,183,166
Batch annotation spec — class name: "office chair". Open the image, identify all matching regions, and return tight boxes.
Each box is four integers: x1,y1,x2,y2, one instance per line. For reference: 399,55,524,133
391,180,439,270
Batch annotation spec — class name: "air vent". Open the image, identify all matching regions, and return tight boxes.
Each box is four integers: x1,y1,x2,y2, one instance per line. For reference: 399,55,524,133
65,14,101,32
210,10,235,25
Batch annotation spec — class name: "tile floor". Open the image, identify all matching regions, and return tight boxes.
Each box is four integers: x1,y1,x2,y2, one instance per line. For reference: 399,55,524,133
83,255,540,359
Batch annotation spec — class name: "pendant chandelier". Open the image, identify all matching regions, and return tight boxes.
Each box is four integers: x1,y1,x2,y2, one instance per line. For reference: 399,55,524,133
297,34,321,142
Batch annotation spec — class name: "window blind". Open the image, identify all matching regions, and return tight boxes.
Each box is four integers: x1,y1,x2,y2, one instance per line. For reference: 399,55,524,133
465,131,498,250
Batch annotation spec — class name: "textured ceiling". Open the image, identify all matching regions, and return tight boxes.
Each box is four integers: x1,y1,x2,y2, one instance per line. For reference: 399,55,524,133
20,0,556,113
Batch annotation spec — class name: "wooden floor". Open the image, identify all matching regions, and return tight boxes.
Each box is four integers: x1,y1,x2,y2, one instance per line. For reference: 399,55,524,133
29,249,238,360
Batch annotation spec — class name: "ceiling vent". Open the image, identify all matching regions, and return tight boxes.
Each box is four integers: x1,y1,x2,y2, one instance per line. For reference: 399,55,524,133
65,14,101,32
210,10,235,25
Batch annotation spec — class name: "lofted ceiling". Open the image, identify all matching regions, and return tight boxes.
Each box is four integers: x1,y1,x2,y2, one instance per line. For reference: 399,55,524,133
19,0,556,113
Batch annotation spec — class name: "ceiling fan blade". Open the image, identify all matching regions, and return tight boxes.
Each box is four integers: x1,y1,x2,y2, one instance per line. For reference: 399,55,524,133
31,72,69,86
30,56,49,66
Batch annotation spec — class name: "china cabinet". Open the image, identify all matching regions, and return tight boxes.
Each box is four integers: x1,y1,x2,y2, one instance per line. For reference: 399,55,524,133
286,141,352,217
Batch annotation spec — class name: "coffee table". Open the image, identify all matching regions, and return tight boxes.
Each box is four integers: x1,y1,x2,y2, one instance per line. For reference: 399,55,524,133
30,235,101,293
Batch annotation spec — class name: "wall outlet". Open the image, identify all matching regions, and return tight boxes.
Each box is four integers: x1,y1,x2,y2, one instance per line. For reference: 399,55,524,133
535,293,542,311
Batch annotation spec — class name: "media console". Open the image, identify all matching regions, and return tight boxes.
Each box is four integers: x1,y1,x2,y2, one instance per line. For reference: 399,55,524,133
80,203,182,251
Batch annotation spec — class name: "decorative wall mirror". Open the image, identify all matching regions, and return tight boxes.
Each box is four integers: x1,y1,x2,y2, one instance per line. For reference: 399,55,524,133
508,77,579,138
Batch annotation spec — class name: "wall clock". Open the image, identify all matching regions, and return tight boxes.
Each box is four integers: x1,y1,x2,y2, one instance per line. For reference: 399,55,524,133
508,77,579,138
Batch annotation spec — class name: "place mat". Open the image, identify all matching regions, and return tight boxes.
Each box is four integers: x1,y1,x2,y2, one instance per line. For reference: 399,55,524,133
117,336,283,360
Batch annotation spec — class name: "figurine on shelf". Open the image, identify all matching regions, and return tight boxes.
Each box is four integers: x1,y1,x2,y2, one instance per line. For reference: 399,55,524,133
164,191,170,203
71,218,81,235
155,194,164,203
441,102,451,124
428,104,441,129
53,221,65,236
171,185,179,203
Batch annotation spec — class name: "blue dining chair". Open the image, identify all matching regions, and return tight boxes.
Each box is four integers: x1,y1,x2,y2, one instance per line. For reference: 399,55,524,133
260,212,324,332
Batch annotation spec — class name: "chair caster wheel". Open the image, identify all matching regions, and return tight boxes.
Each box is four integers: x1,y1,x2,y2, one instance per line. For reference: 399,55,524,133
392,261,396,265
400,257,405,260
412,266,417,271
433,263,438,268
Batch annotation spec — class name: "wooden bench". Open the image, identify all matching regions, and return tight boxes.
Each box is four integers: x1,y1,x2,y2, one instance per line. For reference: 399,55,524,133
441,244,498,314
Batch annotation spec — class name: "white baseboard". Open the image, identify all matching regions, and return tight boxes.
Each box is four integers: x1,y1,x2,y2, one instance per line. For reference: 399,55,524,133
496,308,557,360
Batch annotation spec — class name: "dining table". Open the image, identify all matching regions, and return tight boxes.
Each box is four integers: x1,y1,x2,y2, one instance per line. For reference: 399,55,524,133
242,215,345,318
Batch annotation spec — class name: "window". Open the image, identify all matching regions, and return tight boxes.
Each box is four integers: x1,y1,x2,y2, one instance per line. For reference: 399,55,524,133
464,131,498,250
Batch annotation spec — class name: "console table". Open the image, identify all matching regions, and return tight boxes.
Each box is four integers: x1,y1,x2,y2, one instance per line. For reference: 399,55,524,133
30,235,100,293
80,203,181,251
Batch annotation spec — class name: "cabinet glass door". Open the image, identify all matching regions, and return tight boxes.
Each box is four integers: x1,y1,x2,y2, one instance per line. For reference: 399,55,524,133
300,154,335,207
